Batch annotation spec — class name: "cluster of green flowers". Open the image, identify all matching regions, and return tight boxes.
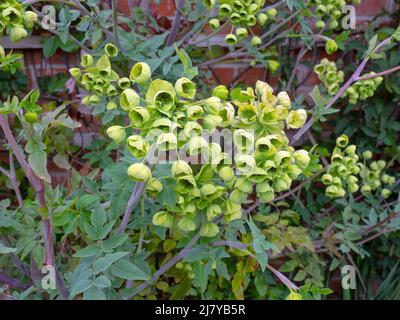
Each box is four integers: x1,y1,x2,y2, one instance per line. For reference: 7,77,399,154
0,0,37,42
314,58,344,95
205,0,276,46
322,135,361,198
359,151,396,199
344,73,383,104
76,45,311,237
311,0,362,30
69,44,121,109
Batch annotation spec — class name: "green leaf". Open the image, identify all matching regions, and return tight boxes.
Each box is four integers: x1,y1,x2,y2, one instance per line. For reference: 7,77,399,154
92,252,129,274
26,139,51,183
43,36,59,58
175,45,198,79
73,244,102,258
0,243,17,254
69,279,93,298
110,259,150,280
94,275,112,288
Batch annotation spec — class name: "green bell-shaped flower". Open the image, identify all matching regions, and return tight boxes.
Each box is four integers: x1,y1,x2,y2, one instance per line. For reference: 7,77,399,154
81,54,94,67
152,211,174,228
293,149,310,169
146,79,176,113
233,129,254,153
156,132,177,151
178,216,197,232
22,11,38,29
129,107,151,128
212,85,229,101
286,109,307,129
172,160,193,178
105,43,119,57
146,177,163,196
118,77,131,89
106,125,126,144
176,175,197,194
126,135,149,158
130,62,151,83
206,204,222,221
9,24,27,42
187,136,209,156
224,199,242,222
235,154,256,173
127,163,152,182
238,104,257,124
200,222,219,237
120,88,140,111
175,77,196,99
203,96,222,115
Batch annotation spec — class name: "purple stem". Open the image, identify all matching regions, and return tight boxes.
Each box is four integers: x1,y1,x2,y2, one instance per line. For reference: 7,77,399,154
166,0,185,47
118,182,146,233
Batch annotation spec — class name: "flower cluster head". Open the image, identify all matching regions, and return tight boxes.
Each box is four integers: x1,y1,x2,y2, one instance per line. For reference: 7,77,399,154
359,152,396,199
314,58,344,95
0,0,37,42
206,0,275,46
322,134,361,198
74,44,311,237
344,73,383,104
69,44,126,109
311,0,362,30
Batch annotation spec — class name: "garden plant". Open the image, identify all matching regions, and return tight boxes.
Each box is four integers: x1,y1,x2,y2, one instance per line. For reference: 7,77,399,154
0,0,400,301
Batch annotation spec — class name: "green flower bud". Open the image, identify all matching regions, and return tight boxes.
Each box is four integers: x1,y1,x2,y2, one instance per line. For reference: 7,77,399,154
200,222,219,238
294,149,310,169
203,114,222,131
96,54,111,77
129,107,151,128
381,188,391,199
234,129,254,152
219,166,235,182
22,11,38,29
348,183,359,193
106,101,117,110
251,36,262,47
229,189,246,204
203,96,222,114
146,177,163,195
329,20,339,30
273,174,292,192
209,18,220,30
219,4,232,17
9,25,27,42
225,33,238,45
235,154,256,173
203,0,215,9
276,92,291,109
187,136,209,156
156,132,177,151
178,216,197,232
257,12,268,26
172,160,193,178
248,3,260,14
325,39,338,55
219,102,235,126
286,290,302,300
326,185,346,198
81,54,94,67
322,173,333,185
316,4,327,16
212,85,229,101
377,160,386,170
152,211,174,228
106,125,126,144
126,135,149,158
118,77,131,89
89,95,100,103
175,77,196,99
238,104,257,124
69,67,82,80
105,43,118,57
24,111,37,123
267,60,280,73
183,120,202,139
274,150,291,166
176,102,195,118
336,134,349,148
381,174,390,184
224,199,242,222
130,62,151,83
107,85,118,97
2,7,22,24
267,8,277,19
120,89,140,111
206,204,222,221
315,20,325,30
361,185,371,193
236,27,248,40
127,163,152,182
286,109,307,129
